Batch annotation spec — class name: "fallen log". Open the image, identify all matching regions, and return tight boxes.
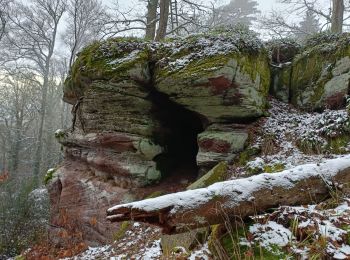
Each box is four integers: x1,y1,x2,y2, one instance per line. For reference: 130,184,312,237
107,156,350,234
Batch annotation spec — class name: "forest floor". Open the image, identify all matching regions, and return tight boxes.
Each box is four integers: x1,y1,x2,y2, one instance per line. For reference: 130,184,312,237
28,98,350,260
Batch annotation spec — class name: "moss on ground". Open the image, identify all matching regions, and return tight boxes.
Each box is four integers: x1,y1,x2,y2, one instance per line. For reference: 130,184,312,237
113,221,130,241
237,147,261,166
264,163,286,173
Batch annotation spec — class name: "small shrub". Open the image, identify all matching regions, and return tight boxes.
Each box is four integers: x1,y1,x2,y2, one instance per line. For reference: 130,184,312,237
0,178,49,257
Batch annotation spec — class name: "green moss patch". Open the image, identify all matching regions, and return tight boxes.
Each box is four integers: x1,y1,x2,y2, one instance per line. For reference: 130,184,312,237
187,162,228,190
264,163,286,173
113,221,130,241
44,168,57,185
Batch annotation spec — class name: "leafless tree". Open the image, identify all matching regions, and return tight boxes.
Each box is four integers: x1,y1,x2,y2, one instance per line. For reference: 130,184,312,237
265,0,349,37
105,0,217,40
3,0,66,184
145,0,159,39
0,0,11,42
63,0,106,68
0,71,40,173
331,0,344,33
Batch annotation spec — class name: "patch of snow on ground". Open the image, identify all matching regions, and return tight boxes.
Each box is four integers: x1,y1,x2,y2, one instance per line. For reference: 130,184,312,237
142,239,162,259
61,245,114,260
259,99,350,168
249,221,293,249
188,242,211,260
251,198,350,259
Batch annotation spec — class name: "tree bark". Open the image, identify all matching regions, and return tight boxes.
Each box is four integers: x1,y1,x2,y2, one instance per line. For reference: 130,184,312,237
32,72,49,185
107,156,350,234
10,118,23,173
331,0,344,33
155,0,170,41
145,0,158,40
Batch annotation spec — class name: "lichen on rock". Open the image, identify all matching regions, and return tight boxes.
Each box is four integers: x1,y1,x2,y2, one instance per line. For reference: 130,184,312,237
154,28,270,122
291,32,350,110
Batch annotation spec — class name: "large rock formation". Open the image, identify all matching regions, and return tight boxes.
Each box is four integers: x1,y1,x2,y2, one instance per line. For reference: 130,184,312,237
48,28,350,246
271,33,350,110
48,29,271,245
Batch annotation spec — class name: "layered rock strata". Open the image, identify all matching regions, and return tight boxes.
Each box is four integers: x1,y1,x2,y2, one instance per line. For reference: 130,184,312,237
48,29,270,245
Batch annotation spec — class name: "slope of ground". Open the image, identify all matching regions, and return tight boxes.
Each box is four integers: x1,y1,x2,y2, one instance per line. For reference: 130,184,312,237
31,98,350,259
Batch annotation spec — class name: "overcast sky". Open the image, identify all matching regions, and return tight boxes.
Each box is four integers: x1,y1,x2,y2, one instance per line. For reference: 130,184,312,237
102,0,281,14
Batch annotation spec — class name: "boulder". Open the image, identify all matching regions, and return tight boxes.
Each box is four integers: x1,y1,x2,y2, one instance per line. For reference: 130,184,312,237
291,33,350,110
64,38,150,105
197,124,248,169
154,29,270,123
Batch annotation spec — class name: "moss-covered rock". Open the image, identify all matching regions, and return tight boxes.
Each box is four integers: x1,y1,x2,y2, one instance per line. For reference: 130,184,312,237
291,33,350,110
64,37,150,105
187,161,228,190
266,38,301,64
161,227,209,256
154,29,270,122
270,64,292,103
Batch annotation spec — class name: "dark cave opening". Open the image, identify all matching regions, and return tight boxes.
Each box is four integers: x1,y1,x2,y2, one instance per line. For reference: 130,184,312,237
148,90,206,181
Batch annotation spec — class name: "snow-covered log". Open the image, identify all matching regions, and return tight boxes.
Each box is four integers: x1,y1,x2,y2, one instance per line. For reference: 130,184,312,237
107,156,350,234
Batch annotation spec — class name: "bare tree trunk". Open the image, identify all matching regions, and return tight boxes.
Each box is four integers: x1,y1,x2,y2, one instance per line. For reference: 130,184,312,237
107,157,350,234
145,0,158,40
10,120,22,173
331,0,344,33
32,73,49,185
155,0,170,41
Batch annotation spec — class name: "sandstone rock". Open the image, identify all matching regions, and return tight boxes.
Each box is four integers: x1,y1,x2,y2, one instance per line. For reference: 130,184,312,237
197,125,248,169
59,131,161,187
47,164,125,247
64,38,150,105
270,64,292,103
154,30,270,123
291,33,350,110
52,29,269,246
